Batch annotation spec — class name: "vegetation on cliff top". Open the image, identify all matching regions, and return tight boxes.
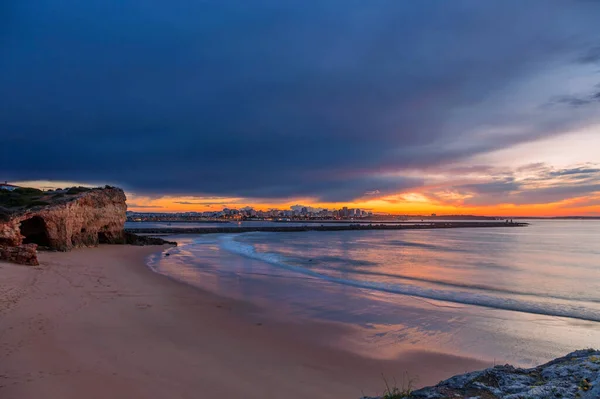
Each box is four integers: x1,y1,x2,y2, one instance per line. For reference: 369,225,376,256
0,186,112,213
0,187,49,209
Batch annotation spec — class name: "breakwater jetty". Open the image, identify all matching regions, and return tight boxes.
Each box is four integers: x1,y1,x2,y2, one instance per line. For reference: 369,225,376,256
125,221,528,235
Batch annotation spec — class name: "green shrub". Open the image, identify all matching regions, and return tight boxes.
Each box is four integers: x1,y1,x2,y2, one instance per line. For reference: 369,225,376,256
0,207,12,222
66,186,92,195
25,200,50,208
13,187,44,195
0,187,46,209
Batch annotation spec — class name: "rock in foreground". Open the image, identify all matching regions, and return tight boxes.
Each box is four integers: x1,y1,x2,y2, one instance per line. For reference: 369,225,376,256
0,243,39,266
124,232,177,247
364,349,599,399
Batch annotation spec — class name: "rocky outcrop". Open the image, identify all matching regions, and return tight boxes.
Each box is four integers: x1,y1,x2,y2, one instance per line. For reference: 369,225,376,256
363,349,599,399
0,187,127,264
124,232,177,247
0,244,39,266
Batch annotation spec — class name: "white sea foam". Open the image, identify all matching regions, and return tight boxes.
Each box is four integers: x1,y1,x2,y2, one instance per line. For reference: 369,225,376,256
219,235,600,323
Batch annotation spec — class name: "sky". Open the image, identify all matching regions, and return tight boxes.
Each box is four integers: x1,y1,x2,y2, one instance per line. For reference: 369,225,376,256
1,1,600,216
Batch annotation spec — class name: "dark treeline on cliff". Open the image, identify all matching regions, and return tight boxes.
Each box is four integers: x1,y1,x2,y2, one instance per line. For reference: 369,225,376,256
0,186,116,212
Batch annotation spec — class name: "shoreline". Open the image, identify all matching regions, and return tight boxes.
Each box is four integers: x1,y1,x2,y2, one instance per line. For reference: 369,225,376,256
0,245,489,399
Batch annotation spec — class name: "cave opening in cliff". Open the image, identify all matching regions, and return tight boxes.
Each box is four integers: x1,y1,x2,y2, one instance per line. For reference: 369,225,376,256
20,216,50,247
98,232,110,244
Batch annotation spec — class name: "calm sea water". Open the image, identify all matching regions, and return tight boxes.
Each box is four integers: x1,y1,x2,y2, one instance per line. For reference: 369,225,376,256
147,220,600,366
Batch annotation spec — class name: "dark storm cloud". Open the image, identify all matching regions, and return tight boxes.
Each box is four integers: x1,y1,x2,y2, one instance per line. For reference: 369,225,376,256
577,46,600,64
2,0,600,201
174,200,244,206
548,90,600,108
445,164,600,206
174,201,219,205
548,167,600,177
460,178,522,195
127,203,164,209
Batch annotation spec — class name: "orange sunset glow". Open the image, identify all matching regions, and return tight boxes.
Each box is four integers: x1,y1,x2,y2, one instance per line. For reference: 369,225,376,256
15,156,600,217
123,192,599,217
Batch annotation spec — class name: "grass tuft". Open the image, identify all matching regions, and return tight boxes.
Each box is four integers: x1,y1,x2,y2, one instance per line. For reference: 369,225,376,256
381,372,416,399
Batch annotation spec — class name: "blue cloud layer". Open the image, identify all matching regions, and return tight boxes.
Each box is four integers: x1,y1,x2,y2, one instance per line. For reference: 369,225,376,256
2,1,600,201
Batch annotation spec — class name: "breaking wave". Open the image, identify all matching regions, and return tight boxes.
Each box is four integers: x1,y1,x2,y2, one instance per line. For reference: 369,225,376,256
219,235,600,323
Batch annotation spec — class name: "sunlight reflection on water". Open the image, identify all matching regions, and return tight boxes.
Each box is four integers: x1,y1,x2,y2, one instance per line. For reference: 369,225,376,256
148,220,600,366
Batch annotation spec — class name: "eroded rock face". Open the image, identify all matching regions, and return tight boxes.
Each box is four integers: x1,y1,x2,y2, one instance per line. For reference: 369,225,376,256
0,187,127,264
0,244,39,266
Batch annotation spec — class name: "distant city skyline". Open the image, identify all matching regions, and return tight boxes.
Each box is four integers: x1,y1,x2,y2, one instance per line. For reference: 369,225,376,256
126,205,374,221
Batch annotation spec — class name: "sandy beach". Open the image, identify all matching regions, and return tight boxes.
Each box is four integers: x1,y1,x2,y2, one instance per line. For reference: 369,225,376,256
0,245,488,399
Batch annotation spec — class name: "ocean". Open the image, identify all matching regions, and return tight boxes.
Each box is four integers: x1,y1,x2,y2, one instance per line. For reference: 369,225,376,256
143,220,600,366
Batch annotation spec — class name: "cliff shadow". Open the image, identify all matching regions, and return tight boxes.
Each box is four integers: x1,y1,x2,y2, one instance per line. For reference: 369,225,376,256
20,216,51,247
98,231,110,244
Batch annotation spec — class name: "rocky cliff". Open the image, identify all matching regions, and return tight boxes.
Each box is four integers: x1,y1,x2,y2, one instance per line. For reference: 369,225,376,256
0,187,127,265
363,349,599,399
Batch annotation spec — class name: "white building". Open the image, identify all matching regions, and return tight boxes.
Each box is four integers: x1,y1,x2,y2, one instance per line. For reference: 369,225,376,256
0,182,19,191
